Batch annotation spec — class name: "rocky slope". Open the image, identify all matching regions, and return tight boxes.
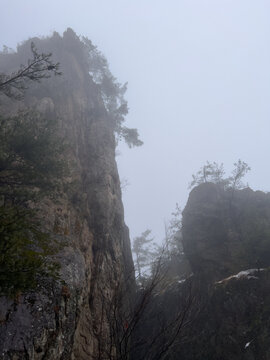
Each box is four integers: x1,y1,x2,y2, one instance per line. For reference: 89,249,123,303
0,29,134,359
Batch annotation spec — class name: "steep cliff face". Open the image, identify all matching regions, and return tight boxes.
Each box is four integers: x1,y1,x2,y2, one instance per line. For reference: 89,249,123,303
0,30,134,359
182,183,270,282
178,183,270,359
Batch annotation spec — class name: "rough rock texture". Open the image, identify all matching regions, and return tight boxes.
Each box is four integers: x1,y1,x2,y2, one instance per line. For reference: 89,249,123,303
177,183,270,359
0,30,134,359
182,183,270,282
177,268,270,360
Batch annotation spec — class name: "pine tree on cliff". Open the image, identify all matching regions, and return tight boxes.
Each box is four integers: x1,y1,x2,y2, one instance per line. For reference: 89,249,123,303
80,31,143,147
189,160,250,190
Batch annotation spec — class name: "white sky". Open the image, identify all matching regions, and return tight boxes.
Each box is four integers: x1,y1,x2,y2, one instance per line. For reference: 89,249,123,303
1,0,270,242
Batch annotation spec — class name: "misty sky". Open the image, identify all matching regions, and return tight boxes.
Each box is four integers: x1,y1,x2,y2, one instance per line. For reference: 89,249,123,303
1,1,270,242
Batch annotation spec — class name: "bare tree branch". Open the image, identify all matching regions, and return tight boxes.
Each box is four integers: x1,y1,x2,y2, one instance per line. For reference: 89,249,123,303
0,42,61,99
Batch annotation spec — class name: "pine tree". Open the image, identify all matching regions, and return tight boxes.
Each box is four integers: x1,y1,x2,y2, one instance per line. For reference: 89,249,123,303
189,160,250,190
132,230,158,285
81,34,143,147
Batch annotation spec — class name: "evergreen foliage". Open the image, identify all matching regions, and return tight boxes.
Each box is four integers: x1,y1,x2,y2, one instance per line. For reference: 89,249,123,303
230,159,251,190
81,34,143,147
132,230,159,284
189,160,250,190
132,205,186,288
164,204,182,258
0,29,143,147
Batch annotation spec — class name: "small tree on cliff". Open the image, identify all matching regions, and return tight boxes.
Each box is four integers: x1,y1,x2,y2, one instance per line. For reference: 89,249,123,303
229,159,251,191
189,161,226,189
189,160,250,191
0,41,61,99
81,34,143,148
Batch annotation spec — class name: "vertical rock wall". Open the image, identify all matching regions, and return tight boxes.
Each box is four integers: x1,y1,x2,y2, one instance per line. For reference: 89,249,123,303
0,30,134,359
179,183,270,359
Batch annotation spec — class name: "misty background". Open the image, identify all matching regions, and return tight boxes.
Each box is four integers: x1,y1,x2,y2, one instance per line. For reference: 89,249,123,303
1,0,270,242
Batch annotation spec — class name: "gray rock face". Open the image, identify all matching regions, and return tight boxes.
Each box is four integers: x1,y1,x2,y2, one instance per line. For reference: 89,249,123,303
177,268,270,360
0,30,134,359
177,183,270,359
182,183,270,282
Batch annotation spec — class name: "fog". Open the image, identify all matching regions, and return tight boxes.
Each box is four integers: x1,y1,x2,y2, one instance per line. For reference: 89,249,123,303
1,0,270,242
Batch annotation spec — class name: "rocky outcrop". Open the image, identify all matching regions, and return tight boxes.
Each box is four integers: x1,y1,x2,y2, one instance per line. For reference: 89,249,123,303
177,183,270,359
0,30,134,359
129,183,270,360
182,183,270,282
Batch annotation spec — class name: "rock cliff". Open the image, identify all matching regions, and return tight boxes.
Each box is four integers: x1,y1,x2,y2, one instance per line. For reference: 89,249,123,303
182,183,270,282
178,183,270,359
0,30,134,359
129,183,270,359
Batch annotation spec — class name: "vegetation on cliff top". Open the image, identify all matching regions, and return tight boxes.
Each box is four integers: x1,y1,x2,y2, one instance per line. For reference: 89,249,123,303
81,33,143,147
189,159,250,190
